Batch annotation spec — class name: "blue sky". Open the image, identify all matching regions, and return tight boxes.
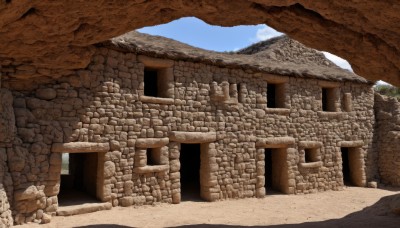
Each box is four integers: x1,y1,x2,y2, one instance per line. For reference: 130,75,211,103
138,17,353,71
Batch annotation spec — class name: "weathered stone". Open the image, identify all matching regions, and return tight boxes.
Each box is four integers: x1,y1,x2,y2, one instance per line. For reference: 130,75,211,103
14,186,39,201
0,89,15,143
133,165,169,174
169,131,216,143
256,137,295,148
119,197,133,207
298,141,323,148
104,161,115,178
35,88,57,100
51,142,110,153
136,138,169,148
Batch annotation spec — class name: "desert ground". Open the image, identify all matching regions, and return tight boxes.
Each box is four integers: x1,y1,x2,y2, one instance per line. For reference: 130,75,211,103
20,187,400,228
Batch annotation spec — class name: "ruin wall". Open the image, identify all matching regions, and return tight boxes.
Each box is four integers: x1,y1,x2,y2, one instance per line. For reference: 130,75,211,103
374,94,400,186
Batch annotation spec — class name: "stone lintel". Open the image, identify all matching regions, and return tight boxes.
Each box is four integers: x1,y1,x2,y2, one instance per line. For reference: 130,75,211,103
136,138,169,148
51,142,110,153
264,108,291,115
133,165,169,174
317,111,346,119
318,80,340,88
256,73,289,84
338,140,364,147
137,55,174,68
169,131,217,143
256,137,295,148
298,141,323,148
140,96,174,105
299,161,323,168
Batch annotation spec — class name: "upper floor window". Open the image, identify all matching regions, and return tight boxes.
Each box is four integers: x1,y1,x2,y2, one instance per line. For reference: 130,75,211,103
267,83,285,108
321,87,338,112
138,55,175,104
144,67,170,98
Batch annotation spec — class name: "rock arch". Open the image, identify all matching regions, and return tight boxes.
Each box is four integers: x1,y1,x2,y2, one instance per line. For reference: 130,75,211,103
0,0,399,85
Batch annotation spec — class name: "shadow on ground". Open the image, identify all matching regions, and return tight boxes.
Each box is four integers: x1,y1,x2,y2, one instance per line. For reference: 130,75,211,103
73,193,400,228
171,193,400,228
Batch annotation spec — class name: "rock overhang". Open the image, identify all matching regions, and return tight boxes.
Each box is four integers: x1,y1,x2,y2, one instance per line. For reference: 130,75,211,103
0,0,399,86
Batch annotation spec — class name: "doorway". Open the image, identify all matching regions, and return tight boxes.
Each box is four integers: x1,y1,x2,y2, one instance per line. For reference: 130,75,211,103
58,152,101,206
340,147,365,187
180,143,201,201
264,148,288,194
341,147,352,185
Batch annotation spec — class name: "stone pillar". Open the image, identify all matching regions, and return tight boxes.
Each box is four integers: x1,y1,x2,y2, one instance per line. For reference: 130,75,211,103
343,93,353,112
134,149,147,168
221,81,230,100
169,142,180,204
200,143,219,201
255,148,265,198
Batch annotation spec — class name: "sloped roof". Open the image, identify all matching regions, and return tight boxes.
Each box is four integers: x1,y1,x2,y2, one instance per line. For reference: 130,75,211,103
100,31,370,84
237,35,336,67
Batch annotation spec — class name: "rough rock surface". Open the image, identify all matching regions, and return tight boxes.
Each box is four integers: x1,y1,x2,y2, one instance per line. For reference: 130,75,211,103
373,94,400,186
0,1,399,85
0,89,15,143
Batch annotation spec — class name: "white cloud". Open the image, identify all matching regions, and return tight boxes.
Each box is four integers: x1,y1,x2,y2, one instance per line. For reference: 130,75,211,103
322,52,353,71
375,80,393,86
252,25,283,42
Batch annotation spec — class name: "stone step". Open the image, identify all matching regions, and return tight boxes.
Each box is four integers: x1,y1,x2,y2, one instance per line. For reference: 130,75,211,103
57,202,112,216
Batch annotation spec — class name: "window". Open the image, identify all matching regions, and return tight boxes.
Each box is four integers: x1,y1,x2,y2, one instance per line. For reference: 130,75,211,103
144,67,172,98
138,55,174,101
267,83,285,108
237,83,242,103
144,68,159,97
322,87,337,112
146,147,162,166
304,148,319,163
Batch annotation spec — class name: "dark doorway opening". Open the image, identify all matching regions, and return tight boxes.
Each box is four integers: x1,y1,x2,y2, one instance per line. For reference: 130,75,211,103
341,147,353,186
264,148,288,194
180,143,201,201
265,149,273,190
144,68,159,97
59,153,100,206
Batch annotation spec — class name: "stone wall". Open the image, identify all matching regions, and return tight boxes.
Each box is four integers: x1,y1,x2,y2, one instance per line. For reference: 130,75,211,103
0,47,376,225
0,88,14,227
374,94,400,186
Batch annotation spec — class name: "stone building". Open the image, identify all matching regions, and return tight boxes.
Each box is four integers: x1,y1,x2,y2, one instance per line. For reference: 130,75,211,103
0,31,396,225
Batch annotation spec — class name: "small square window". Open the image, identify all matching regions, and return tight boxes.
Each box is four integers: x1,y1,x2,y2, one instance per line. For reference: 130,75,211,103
304,148,319,163
146,148,162,166
267,83,285,108
322,87,338,112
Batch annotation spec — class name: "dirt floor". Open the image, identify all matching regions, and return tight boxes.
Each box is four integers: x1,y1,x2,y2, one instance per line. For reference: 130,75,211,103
21,186,400,228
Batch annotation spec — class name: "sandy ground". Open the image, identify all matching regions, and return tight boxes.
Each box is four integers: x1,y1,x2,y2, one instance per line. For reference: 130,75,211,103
20,187,400,228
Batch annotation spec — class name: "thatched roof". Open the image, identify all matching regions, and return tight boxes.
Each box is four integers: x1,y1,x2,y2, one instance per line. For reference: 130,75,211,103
100,31,370,84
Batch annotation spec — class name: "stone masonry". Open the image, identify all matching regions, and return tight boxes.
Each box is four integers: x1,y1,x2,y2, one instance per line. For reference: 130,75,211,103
0,32,395,226
374,94,400,186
